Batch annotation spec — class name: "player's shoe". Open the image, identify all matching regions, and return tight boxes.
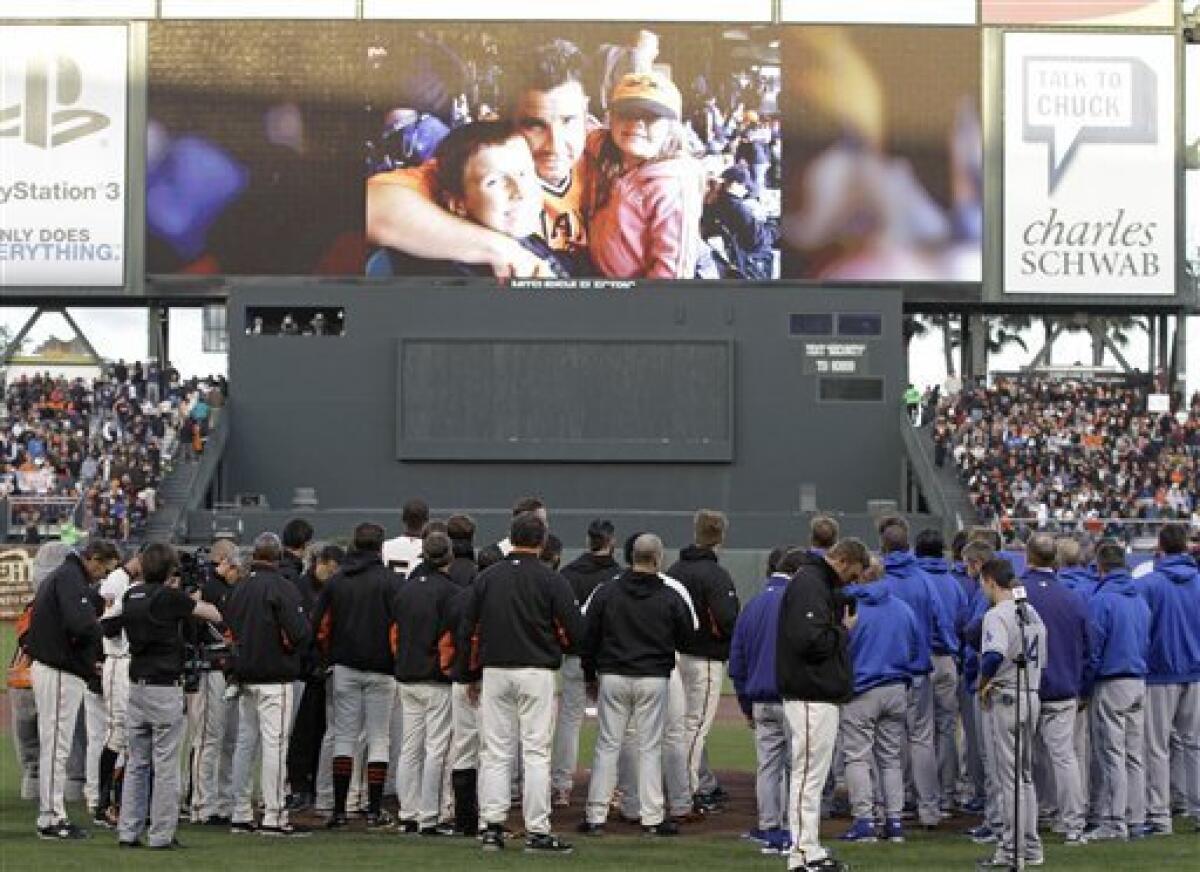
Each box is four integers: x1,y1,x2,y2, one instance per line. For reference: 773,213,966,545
742,828,770,845
524,833,574,854
480,825,504,851
883,818,905,843
1082,826,1127,843
575,821,605,836
37,820,89,840
965,824,997,843
838,818,878,843
788,857,850,872
760,828,793,855
642,821,679,837
258,823,311,837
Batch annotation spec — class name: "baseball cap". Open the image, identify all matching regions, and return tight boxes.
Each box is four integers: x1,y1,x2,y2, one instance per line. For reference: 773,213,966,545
721,165,752,188
610,71,682,122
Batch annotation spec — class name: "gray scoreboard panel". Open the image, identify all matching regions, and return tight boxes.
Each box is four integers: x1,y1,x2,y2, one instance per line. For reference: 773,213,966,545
225,284,903,548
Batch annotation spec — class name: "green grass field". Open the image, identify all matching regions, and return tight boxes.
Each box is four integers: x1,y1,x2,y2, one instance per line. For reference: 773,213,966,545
0,615,1197,870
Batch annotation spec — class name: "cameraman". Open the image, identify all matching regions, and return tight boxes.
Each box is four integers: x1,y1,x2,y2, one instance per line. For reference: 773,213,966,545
117,543,221,849
224,533,312,836
187,538,241,825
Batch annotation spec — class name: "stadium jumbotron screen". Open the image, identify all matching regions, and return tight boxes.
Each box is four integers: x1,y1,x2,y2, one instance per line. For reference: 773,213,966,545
143,20,983,286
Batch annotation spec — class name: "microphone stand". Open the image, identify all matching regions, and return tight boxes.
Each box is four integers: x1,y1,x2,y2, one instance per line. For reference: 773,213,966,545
1009,588,1031,872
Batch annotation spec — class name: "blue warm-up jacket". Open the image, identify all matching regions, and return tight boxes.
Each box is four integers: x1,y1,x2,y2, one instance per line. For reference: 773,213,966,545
918,555,967,658
1059,566,1100,600
844,583,919,696
880,550,945,675
728,573,787,716
1089,570,1151,682
1020,567,1091,701
1139,554,1200,685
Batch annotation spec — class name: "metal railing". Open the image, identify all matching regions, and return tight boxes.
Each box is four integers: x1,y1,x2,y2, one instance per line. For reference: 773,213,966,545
3,494,84,541
977,517,1186,551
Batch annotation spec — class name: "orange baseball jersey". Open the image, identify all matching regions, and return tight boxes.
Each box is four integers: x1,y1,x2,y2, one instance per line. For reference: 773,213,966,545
368,156,590,254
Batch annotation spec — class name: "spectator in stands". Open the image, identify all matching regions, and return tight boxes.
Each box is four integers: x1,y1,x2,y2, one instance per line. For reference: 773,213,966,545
2,365,222,542
932,377,1200,541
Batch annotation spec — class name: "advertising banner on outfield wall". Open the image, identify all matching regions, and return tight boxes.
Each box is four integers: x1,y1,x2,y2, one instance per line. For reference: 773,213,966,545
984,0,1175,26
0,25,127,287
1003,32,1175,296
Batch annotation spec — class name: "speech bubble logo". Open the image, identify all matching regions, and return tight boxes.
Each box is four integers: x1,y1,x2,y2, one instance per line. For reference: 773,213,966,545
1022,55,1157,193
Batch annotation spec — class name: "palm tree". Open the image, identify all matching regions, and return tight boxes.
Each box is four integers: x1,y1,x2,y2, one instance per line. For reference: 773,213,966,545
986,314,1031,357
905,314,960,376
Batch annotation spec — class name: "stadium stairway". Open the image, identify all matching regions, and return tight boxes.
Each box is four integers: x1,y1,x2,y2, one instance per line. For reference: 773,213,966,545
901,420,978,535
140,413,229,543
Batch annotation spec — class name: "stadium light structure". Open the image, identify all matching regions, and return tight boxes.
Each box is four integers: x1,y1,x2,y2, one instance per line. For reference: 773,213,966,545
362,0,773,22
160,0,358,17
0,1,155,17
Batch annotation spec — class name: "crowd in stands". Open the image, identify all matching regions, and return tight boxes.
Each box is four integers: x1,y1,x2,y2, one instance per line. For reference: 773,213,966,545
0,362,227,542
930,377,1200,538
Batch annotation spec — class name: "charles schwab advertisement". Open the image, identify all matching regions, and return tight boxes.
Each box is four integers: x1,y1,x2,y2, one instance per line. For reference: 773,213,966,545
1003,32,1175,296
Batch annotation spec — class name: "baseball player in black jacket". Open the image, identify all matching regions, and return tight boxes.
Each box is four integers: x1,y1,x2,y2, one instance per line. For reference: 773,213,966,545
309,523,400,830
552,518,621,807
666,510,740,807
775,539,869,872
460,511,584,854
223,533,312,837
392,532,461,834
26,540,120,839
577,533,692,837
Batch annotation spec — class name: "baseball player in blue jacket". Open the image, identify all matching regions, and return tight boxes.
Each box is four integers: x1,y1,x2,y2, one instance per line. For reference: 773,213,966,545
877,519,950,828
1138,524,1200,835
915,529,967,814
836,571,920,844
1020,533,1091,844
729,546,802,855
1085,541,1151,842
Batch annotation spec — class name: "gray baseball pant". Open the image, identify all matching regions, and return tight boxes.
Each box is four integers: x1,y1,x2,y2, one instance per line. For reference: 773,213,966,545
1090,677,1146,836
330,665,394,763
753,701,791,829
118,683,186,847
840,683,906,821
988,689,1042,864
959,678,985,802
906,673,942,825
931,654,960,807
1145,682,1200,830
1036,698,1086,836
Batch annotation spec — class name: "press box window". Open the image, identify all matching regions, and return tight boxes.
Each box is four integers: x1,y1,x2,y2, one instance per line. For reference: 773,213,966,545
837,314,883,336
789,313,834,336
819,378,883,402
245,306,344,336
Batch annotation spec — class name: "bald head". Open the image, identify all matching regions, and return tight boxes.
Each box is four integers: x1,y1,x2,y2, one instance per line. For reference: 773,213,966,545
631,534,664,573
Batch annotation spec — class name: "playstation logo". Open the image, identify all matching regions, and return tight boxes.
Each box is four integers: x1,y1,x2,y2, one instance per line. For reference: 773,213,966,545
0,54,110,149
